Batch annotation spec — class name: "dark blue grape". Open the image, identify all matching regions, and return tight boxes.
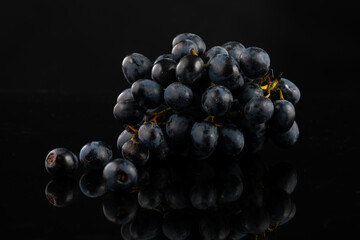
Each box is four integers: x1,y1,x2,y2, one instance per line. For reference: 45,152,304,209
151,136,171,160
172,32,206,56
138,186,163,210
45,148,79,176
121,222,134,240
122,53,152,84
244,95,274,124
113,89,145,125
218,124,245,157
164,82,194,110
270,100,296,132
102,192,138,224
277,78,301,105
207,54,244,90
79,141,112,170
138,122,164,149
222,41,245,63
129,209,162,240
45,178,78,207
239,47,270,79
236,82,264,106
176,55,205,85
79,170,107,198
171,39,199,61
241,117,267,138
151,58,177,87
154,54,176,64
201,85,233,117
131,79,163,109
121,138,150,166
117,129,133,150
189,182,217,210
166,113,193,143
103,158,138,191
203,46,228,63
271,121,299,148
191,121,219,152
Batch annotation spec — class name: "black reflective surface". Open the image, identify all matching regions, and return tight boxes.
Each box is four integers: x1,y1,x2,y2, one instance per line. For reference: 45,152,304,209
2,0,359,239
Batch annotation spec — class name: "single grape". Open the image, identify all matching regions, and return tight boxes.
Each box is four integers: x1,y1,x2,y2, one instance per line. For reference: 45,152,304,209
131,79,163,109
122,53,152,84
176,54,205,85
276,78,301,105
171,39,199,61
138,122,164,149
238,206,270,234
116,88,133,103
203,46,228,63
270,100,296,132
201,85,233,117
103,158,138,191
244,95,274,124
207,54,244,90
164,82,194,110
172,32,206,56
45,178,78,207
121,138,150,166
280,201,296,226
190,121,219,152
218,124,245,157
222,41,245,63
45,148,79,176
162,210,192,240
264,188,292,224
164,184,191,209
79,141,113,170
217,175,244,203
271,121,299,148
239,47,270,79
151,58,177,87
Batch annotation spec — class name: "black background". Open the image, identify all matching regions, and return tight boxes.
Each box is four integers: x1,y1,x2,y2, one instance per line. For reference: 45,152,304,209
1,0,359,239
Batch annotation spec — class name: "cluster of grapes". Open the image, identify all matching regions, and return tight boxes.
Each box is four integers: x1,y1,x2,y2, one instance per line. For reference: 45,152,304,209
44,33,301,240
114,33,300,165
45,151,297,240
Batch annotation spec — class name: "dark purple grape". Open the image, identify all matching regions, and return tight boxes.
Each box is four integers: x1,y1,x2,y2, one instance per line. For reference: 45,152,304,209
45,148,79,176
244,95,274,124
190,121,219,152
121,138,150,166
113,89,145,125
138,122,164,149
203,46,228,63
103,158,138,191
172,32,206,56
122,53,152,84
166,113,193,143
131,79,163,109
207,54,244,90
277,78,301,105
102,192,138,224
164,82,194,110
270,99,296,132
236,82,264,106
79,171,107,198
117,129,133,150
271,121,299,148
218,124,245,157
239,47,270,79
45,178,78,207
79,141,112,170
201,85,233,117
138,185,163,209
176,54,205,85
151,58,177,87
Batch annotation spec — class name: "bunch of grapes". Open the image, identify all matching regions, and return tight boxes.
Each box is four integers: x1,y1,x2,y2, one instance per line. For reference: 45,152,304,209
114,32,300,165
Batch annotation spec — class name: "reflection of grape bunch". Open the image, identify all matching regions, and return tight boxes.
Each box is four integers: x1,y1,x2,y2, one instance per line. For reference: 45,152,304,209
45,153,297,240
44,33,301,239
